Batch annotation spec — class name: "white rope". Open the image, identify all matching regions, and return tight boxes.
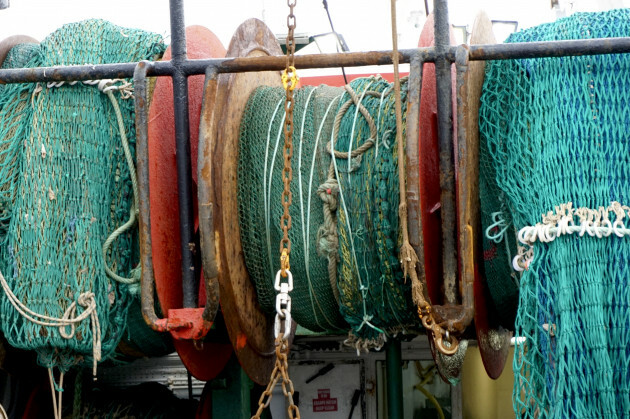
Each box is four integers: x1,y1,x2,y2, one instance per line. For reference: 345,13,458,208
513,201,630,271
48,369,64,419
46,78,134,99
0,268,101,375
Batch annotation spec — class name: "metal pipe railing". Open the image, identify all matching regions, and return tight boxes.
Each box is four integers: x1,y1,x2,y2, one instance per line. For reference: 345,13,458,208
3,37,630,84
169,0,198,309
434,0,458,306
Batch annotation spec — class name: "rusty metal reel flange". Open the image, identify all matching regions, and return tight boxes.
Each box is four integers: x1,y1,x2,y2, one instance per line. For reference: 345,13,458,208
148,25,232,381
198,18,296,385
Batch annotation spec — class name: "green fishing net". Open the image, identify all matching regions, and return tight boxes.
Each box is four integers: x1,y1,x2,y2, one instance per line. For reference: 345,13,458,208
333,77,417,347
239,84,347,333
0,43,38,70
479,9,630,418
0,19,165,372
238,76,418,346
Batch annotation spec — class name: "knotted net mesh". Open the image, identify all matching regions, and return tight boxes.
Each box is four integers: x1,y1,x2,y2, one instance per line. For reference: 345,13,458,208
479,9,630,418
238,76,419,347
0,19,165,371
238,84,348,333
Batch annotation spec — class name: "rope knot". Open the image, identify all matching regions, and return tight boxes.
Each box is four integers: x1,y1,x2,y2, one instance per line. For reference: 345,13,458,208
77,292,95,308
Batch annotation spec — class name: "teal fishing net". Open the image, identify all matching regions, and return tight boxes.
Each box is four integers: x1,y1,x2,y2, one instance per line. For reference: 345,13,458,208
479,9,630,418
0,20,165,372
238,76,418,347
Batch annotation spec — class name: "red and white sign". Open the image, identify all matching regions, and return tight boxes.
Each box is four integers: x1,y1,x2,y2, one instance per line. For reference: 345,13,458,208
313,389,338,413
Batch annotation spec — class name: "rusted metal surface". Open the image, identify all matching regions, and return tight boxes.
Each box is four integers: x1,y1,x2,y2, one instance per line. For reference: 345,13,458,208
198,18,290,385
135,60,164,333
0,48,432,84
136,57,232,381
169,0,197,310
468,36,630,60
148,25,226,329
434,0,458,306
7,0,630,385
164,308,213,340
3,36,630,85
404,54,426,287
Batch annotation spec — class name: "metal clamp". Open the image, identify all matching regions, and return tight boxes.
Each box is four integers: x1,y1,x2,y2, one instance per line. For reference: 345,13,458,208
274,269,294,339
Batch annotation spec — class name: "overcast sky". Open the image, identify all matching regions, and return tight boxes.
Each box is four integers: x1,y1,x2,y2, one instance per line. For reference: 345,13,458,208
1,0,629,55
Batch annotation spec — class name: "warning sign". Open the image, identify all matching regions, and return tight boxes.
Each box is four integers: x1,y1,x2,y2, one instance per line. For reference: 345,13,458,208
313,389,338,412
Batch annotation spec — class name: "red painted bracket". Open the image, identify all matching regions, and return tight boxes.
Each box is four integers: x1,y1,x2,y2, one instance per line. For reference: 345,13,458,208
153,308,212,341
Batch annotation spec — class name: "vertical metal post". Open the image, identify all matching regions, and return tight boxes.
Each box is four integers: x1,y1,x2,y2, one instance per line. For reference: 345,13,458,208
386,340,403,419
169,0,198,308
433,0,458,304
405,55,426,278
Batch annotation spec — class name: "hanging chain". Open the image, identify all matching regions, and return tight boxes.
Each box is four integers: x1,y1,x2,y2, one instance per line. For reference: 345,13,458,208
279,0,298,272
253,1,300,418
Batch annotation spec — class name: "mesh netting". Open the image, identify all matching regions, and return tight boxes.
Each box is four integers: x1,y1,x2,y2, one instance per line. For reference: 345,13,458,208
478,112,519,329
0,19,165,371
238,85,348,333
238,76,419,346
333,77,417,347
479,9,630,418
0,43,38,70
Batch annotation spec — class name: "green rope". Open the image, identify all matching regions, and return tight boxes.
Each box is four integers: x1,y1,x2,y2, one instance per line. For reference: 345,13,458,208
238,76,419,346
101,88,141,294
479,9,630,418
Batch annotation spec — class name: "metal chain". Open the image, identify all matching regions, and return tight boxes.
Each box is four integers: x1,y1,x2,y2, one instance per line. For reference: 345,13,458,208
253,1,301,418
279,0,298,268
251,333,299,419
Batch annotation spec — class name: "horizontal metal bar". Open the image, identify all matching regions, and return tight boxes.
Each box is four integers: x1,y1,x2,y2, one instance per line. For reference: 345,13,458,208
0,61,173,84
468,37,630,60
0,48,430,84
2,36,630,84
